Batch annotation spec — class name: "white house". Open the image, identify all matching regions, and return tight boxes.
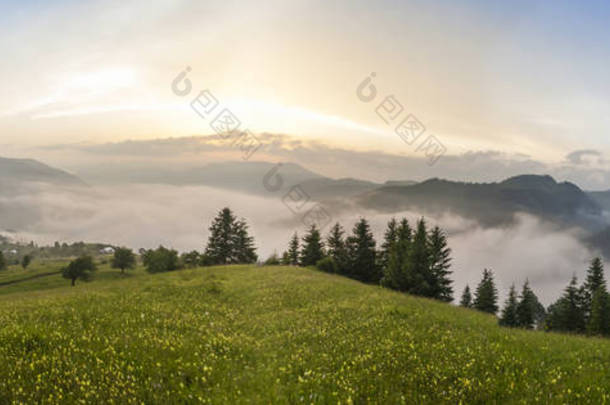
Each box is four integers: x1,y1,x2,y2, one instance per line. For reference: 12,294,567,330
100,247,115,255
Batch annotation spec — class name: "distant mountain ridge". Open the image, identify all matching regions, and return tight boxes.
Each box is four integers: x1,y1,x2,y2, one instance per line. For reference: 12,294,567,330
0,157,85,195
0,157,84,186
357,174,603,230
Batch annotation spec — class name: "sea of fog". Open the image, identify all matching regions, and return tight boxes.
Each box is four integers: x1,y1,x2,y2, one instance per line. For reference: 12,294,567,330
0,183,600,305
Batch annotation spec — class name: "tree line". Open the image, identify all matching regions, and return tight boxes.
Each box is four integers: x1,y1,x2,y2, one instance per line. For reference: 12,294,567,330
459,258,610,337
0,251,34,271
278,216,454,302
58,207,259,285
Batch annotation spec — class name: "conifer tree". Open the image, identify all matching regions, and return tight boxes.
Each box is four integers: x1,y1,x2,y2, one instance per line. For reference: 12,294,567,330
515,280,538,329
300,225,325,266
326,223,348,273
460,285,473,308
397,218,412,243
205,207,258,264
381,237,409,291
232,219,258,263
346,218,379,283
499,284,519,327
473,269,499,314
287,232,300,265
546,275,586,333
381,218,411,291
380,218,398,270
427,226,453,302
587,286,609,336
205,207,237,264
0,251,6,271
582,257,606,317
404,218,430,296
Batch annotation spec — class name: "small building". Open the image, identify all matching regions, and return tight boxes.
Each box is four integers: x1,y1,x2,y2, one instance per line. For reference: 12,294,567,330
100,247,115,255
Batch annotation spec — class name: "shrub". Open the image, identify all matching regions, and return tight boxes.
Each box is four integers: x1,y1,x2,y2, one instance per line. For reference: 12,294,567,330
264,253,281,266
142,246,180,273
316,256,338,273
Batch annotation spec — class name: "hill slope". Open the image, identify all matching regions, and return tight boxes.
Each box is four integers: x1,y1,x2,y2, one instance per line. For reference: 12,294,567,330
1,265,609,403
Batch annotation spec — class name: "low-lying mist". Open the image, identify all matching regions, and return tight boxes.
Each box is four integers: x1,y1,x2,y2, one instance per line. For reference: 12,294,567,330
1,183,602,305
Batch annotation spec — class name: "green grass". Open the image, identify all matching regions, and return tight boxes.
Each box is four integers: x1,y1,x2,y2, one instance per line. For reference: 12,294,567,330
1,265,610,403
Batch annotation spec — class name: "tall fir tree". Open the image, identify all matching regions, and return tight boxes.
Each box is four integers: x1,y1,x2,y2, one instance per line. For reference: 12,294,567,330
404,218,430,296
380,218,398,270
587,286,610,336
381,218,411,291
397,218,412,243
381,237,409,291
460,285,473,308
582,257,606,318
473,269,499,314
287,232,300,265
205,207,237,264
499,284,519,327
427,226,453,302
346,218,379,283
205,207,257,264
516,280,537,329
546,275,586,333
300,225,325,266
232,219,258,263
326,223,348,273
0,251,6,271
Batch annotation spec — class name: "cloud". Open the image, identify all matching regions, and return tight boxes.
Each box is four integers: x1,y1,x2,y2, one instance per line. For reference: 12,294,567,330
30,134,610,190
2,181,600,306
565,149,603,165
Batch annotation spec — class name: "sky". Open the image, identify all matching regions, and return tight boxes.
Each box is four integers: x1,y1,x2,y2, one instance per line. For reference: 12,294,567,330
2,0,610,164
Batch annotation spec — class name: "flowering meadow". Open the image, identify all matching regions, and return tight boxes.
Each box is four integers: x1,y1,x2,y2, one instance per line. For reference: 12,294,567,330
1,264,610,403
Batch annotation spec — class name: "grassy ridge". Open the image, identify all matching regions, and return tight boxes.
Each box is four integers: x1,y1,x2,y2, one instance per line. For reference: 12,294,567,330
1,265,610,403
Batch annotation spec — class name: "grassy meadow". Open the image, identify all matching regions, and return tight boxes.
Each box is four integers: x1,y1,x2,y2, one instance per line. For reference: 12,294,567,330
1,263,610,403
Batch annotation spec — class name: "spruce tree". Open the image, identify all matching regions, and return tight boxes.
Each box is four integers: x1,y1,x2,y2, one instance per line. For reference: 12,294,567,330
300,225,325,266
546,275,586,333
404,218,430,296
287,232,300,265
587,286,609,336
582,257,606,317
427,226,453,302
381,218,411,291
397,218,412,243
499,284,519,327
516,280,537,329
0,251,6,271
380,218,398,270
205,207,258,264
473,269,499,314
205,207,237,264
232,219,258,263
326,223,348,273
381,237,409,291
460,285,473,308
346,218,379,283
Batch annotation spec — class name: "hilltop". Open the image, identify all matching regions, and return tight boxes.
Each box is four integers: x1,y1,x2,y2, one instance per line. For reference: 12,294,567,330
0,264,609,403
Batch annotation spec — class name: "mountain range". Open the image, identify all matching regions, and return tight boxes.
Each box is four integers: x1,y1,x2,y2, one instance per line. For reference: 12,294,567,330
2,156,610,255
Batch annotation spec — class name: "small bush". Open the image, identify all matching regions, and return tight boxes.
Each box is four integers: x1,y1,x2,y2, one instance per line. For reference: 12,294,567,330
142,246,180,273
316,257,338,273
264,253,281,266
